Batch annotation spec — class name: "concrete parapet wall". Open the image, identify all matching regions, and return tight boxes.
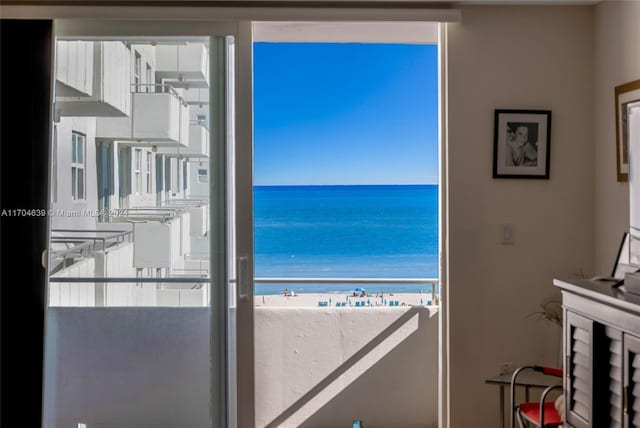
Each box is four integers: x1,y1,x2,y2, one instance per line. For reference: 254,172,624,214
43,306,438,427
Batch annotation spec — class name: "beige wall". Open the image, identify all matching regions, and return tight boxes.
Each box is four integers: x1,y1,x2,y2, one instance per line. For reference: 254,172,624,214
446,6,594,427
594,0,640,274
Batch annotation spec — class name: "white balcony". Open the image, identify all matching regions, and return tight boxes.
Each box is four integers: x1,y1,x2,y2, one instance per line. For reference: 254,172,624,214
182,88,209,106
131,218,181,269
96,85,189,148
105,207,189,269
161,200,208,237
56,41,131,117
154,43,209,89
55,41,93,97
157,123,209,158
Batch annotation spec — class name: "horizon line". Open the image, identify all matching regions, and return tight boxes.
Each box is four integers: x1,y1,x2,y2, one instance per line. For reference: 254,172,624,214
253,183,438,187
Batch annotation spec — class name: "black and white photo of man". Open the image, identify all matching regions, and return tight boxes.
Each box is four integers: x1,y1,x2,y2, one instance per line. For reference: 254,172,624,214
505,122,538,167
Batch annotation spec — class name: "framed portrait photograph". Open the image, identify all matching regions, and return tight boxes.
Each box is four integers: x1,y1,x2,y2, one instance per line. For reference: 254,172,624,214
493,109,552,179
615,79,640,182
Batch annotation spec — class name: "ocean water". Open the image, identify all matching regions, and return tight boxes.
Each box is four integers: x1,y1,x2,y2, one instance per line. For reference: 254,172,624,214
254,185,438,295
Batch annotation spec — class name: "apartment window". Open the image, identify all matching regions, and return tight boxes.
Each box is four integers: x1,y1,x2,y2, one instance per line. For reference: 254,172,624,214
134,51,141,90
198,168,208,183
71,131,85,200
146,152,152,193
183,160,188,192
134,148,142,195
146,63,153,92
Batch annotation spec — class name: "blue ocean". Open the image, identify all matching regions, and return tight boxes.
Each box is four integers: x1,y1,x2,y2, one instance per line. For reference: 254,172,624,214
254,185,438,295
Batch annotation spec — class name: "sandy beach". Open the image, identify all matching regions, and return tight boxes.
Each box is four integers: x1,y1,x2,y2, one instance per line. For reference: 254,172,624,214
254,292,438,308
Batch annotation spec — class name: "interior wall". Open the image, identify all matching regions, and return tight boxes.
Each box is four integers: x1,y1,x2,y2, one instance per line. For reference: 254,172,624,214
446,6,594,427
593,0,640,275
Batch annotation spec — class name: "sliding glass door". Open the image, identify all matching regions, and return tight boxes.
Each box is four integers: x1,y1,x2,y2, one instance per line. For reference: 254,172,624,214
43,21,253,428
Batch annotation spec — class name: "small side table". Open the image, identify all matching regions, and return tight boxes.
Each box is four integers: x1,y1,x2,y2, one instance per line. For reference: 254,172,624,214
485,370,558,428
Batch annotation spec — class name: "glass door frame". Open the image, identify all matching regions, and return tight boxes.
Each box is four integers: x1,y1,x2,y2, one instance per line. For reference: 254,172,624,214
49,19,255,428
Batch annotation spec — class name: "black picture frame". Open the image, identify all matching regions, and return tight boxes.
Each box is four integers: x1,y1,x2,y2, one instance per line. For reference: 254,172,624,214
492,109,552,179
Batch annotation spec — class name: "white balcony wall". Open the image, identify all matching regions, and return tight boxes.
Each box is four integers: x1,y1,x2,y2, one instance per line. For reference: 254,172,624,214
132,219,182,269
189,162,209,198
154,43,209,85
184,256,209,273
170,157,180,196
49,258,96,307
179,212,191,262
96,93,188,147
187,205,207,237
157,124,208,158
255,307,438,427
55,41,93,97
183,88,209,106
133,92,181,141
56,42,131,117
99,42,132,116
190,236,209,255
94,242,156,307
48,243,156,307
180,103,190,147
187,125,209,157
43,307,436,428
156,285,208,307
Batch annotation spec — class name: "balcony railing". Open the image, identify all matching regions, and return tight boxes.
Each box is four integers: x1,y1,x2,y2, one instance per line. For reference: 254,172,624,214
255,277,439,306
130,83,188,107
46,276,439,308
49,229,133,274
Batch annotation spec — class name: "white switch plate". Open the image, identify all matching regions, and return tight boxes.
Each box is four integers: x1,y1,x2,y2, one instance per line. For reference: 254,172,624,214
501,223,514,245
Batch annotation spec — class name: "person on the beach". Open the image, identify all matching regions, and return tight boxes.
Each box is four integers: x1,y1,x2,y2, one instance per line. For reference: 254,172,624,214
283,288,290,297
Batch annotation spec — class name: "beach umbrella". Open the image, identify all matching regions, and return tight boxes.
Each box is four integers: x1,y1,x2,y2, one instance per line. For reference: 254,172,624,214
355,287,365,293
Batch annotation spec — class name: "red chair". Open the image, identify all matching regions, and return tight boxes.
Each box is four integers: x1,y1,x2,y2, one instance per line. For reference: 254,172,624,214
510,365,563,428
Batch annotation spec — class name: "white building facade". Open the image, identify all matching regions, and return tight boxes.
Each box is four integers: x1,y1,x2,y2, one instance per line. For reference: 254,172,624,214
49,39,211,307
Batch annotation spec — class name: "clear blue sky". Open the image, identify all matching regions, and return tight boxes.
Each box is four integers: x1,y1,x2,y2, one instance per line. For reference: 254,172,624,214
254,42,438,185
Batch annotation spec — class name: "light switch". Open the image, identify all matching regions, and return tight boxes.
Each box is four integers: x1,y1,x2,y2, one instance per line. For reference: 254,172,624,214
501,223,514,245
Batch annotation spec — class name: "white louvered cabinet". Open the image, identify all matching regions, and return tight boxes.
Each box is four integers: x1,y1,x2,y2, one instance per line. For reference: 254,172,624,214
624,334,640,427
608,327,624,428
555,278,640,428
565,311,594,428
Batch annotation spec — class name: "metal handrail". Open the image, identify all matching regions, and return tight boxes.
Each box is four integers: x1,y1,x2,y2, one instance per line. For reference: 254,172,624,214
51,229,132,246
130,83,187,107
254,277,439,304
253,277,436,284
110,209,179,223
161,199,207,206
47,276,439,306
49,240,95,260
48,277,210,283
